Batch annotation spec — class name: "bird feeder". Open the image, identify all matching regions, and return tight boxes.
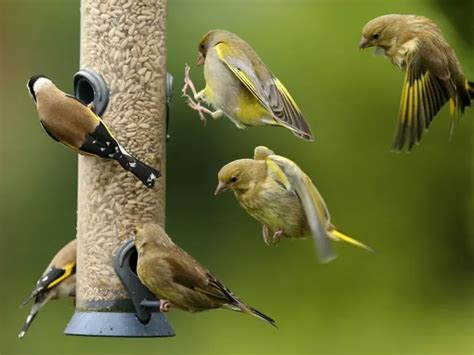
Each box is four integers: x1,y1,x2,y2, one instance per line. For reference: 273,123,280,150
64,0,174,337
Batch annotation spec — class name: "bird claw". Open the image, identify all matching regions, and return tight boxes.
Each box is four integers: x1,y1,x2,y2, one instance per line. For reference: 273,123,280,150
159,299,172,313
263,226,282,246
272,230,283,246
185,97,208,124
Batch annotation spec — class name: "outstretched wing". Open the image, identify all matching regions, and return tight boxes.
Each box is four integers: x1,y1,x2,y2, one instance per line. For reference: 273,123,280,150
394,40,452,150
266,154,335,263
214,42,314,141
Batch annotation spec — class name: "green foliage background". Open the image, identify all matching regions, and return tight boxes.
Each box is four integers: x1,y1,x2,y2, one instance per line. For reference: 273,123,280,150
0,0,472,354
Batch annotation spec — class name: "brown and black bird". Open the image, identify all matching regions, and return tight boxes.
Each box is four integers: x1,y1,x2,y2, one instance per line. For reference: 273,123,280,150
27,75,160,188
19,239,77,339
134,223,276,327
360,14,473,150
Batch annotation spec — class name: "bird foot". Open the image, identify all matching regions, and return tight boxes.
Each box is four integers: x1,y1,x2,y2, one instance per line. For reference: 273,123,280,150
185,97,212,124
159,299,172,313
182,64,200,99
272,230,283,245
263,226,283,246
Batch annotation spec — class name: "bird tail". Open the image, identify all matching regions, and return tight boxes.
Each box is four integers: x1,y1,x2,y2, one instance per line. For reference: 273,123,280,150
328,227,374,253
115,145,161,188
245,306,277,328
18,301,43,339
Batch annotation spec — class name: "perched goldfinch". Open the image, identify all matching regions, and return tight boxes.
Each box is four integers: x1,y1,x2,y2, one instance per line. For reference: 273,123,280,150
27,75,160,188
19,239,76,339
134,223,275,327
360,15,473,150
215,146,372,263
182,30,314,141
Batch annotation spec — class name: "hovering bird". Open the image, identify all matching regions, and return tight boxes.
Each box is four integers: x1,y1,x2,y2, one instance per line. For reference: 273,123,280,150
19,239,77,339
360,14,473,150
215,146,372,263
182,30,314,141
134,223,276,327
27,75,160,188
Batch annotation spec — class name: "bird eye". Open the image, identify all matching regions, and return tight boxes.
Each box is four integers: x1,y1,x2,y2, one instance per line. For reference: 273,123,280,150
230,176,237,183
372,33,379,40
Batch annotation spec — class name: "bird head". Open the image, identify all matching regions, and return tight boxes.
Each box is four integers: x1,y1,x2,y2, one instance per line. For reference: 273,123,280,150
197,29,235,66
215,159,263,195
359,14,403,50
134,223,171,253
26,74,51,102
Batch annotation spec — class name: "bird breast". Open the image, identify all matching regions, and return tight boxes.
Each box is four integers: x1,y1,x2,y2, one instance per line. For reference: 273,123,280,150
203,48,241,116
237,178,307,238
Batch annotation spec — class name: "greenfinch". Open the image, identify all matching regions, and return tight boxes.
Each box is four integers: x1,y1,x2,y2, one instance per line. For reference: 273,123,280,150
182,30,314,141
215,146,372,263
19,239,76,339
27,75,160,188
360,15,473,150
134,223,275,327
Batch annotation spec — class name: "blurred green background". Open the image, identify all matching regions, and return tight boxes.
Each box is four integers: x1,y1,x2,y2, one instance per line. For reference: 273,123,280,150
1,0,473,354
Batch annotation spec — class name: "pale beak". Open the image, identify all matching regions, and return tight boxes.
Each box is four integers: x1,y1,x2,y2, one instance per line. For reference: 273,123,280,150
214,181,229,195
359,37,372,49
196,53,205,66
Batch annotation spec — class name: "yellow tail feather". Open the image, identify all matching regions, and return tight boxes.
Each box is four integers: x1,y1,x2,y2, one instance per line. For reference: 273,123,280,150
329,229,374,253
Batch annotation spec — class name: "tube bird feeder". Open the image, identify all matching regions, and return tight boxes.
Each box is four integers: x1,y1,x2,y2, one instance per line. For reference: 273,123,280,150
65,0,174,337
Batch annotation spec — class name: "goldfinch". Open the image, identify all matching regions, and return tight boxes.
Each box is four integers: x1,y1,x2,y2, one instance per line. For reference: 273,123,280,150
215,146,372,263
134,223,275,327
182,30,314,141
19,239,76,339
27,75,160,188
360,14,473,150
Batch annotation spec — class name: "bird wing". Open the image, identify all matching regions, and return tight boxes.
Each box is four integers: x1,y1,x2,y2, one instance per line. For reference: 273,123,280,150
214,42,314,140
253,146,274,160
163,248,237,304
393,39,451,150
265,154,335,263
21,262,76,306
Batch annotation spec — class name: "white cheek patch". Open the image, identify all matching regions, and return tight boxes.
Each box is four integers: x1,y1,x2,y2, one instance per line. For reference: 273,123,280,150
33,78,53,93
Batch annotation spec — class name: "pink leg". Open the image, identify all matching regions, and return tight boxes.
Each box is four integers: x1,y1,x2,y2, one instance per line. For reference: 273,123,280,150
182,64,223,123
182,64,200,100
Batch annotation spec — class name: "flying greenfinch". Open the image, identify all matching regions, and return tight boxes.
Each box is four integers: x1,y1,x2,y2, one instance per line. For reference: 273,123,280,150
19,239,76,339
134,223,275,327
215,146,372,263
182,30,314,141
27,75,160,188
360,14,473,150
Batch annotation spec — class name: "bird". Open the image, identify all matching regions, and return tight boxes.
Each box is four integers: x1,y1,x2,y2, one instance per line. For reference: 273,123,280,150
359,14,473,151
27,75,160,188
182,29,314,141
133,223,276,327
19,239,77,339
215,146,373,263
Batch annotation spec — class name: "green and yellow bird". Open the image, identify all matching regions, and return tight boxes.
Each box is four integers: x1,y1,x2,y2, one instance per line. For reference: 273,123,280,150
134,223,276,327
215,146,372,263
19,239,76,339
182,30,314,141
360,14,473,150
27,75,160,188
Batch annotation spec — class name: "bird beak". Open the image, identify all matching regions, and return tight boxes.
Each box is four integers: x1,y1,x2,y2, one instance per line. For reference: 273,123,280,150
196,53,205,66
359,37,372,49
214,182,229,195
